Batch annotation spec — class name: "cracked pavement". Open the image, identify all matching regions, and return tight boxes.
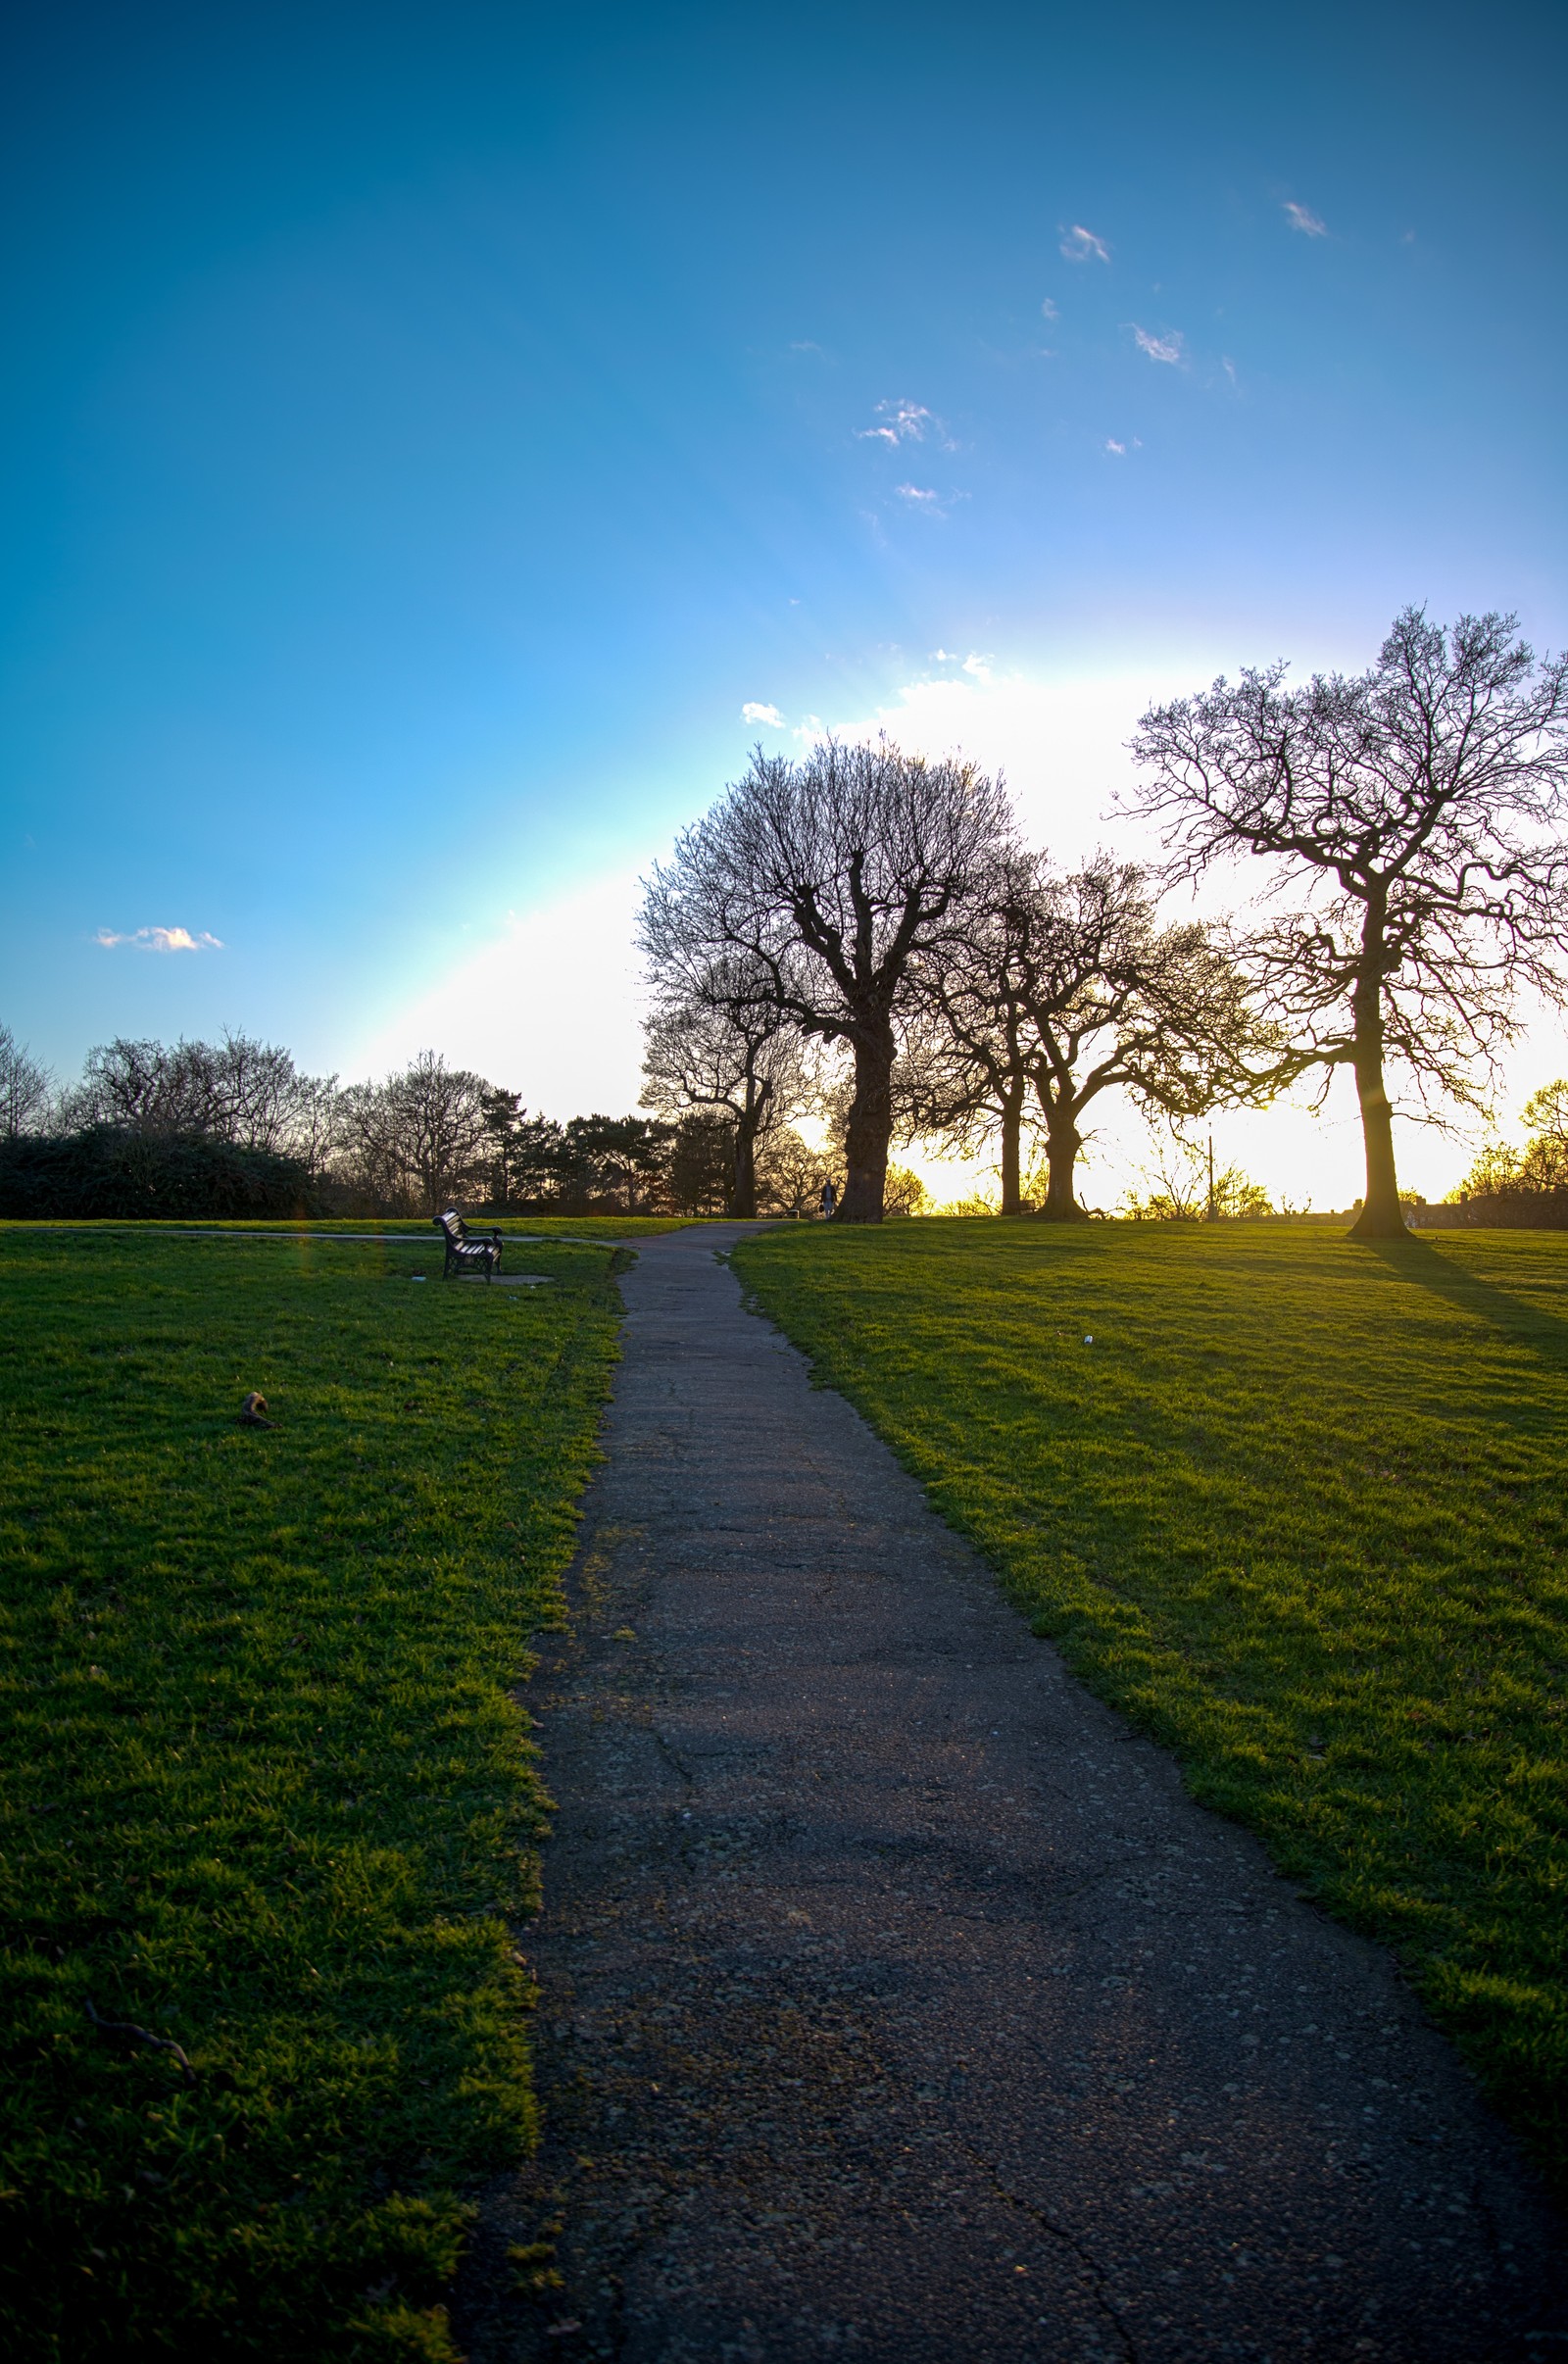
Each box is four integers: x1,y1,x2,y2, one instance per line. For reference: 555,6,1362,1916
454,1224,1566,2363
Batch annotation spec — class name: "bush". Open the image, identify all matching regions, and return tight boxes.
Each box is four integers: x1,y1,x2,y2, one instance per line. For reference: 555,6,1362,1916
882,1164,929,1217
0,1128,324,1220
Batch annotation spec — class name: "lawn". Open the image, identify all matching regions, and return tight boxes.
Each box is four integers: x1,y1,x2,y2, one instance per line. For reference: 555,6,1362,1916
0,1226,631,2361
731,1217,1568,2192
0,1215,686,1242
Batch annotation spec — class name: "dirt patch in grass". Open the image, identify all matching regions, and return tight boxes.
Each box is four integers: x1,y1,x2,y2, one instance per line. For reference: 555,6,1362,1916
0,1230,624,2359
732,1217,1568,2194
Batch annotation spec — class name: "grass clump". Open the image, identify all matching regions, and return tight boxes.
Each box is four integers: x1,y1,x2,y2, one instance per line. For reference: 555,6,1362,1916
731,1218,1568,2190
0,1229,625,2359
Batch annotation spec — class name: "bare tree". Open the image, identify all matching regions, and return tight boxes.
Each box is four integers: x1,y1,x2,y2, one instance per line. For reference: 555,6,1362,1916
206,1033,312,1153
642,738,1013,1220
337,1052,492,1213
63,1031,338,1163
1023,863,1264,1220
904,854,1046,1216
1460,1077,1568,1198
1132,609,1568,1239
911,857,1262,1221
0,1025,53,1138
1121,1121,1273,1220
755,1126,837,1218
66,1037,201,1133
641,957,809,1217
281,1073,346,1181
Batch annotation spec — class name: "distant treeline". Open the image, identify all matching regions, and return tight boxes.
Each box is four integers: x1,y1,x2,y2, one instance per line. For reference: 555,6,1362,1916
0,1027,891,1220
7,608,1567,1230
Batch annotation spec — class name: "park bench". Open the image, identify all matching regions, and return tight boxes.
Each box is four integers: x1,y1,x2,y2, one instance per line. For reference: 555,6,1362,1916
433,1208,505,1281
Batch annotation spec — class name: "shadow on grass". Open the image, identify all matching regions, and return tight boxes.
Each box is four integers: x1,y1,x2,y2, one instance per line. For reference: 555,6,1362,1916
1361,1234,1568,1365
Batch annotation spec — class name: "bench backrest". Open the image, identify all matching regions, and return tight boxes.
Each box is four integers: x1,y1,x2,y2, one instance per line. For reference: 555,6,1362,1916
436,1210,468,1245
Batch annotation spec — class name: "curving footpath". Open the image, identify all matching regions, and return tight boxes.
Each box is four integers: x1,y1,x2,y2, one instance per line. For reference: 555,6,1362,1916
457,1223,1565,2363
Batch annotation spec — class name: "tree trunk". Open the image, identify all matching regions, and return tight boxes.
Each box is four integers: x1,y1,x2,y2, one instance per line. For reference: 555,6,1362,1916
999,1089,1023,1217
1039,1108,1087,1223
836,1026,894,1222
731,1115,759,1219
1347,916,1405,1241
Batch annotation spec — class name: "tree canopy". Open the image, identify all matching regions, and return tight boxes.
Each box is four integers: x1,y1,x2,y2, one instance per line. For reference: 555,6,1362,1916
1132,609,1568,1236
643,736,1012,1219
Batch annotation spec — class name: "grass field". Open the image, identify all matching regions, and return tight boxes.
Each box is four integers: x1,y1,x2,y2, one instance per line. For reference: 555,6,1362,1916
731,1217,1568,2192
0,1226,631,2360
0,1215,686,1241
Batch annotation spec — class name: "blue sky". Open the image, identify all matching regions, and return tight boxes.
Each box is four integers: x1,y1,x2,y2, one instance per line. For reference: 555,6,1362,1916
3,0,1565,1199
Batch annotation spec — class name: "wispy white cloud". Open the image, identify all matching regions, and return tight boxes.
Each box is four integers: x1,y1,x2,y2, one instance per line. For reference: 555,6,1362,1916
1222,355,1238,386
788,339,826,354
1059,223,1109,265
1105,438,1127,456
858,398,933,446
895,483,942,506
95,925,222,953
741,701,785,727
1041,297,1059,321
961,653,992,680
1283,200,1327,237
1132,325,1184,365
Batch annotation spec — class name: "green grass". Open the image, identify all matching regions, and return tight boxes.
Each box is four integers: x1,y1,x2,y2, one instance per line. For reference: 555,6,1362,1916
0,1229,627,2359
0,1215,685,1240
731,1217,1568,2190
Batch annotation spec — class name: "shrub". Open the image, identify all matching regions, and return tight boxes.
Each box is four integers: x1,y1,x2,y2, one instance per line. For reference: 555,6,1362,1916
882,1164,929,1217
0,1128,323,1220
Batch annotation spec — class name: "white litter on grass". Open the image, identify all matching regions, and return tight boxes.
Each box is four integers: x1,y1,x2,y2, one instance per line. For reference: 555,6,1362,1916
1083,1334,1094,1345
412,1274,427,1282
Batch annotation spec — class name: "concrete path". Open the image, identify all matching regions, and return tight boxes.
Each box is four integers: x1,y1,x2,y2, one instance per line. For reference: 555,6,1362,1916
456,1225,1565,2363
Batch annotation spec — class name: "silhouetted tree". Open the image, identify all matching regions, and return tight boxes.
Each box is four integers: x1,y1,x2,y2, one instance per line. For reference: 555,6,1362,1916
509,1114,570,1203
910,857,1262,1220
643,737,1012,1220
337,1052,492,1212
0,1025,52,1138
558,1114,673,1211
1022,863,1264,1220
1132,609,1568,1239
754,1126,837,1218
663,1111,737,1213
903,854,1045,1216
1460,1078,1568,1198
63,1032,339,1166
478,1088,524,1206
640,957,808,1216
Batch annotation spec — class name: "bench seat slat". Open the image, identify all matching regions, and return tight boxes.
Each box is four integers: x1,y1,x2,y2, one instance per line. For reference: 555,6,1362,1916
432,1208,504,1280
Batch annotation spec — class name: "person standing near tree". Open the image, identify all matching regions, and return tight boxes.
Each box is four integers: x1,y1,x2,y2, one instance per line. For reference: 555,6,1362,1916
819,1177,837,1219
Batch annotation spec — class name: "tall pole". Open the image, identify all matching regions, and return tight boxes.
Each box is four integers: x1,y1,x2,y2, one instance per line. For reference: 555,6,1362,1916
1205,1131,1216,1222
